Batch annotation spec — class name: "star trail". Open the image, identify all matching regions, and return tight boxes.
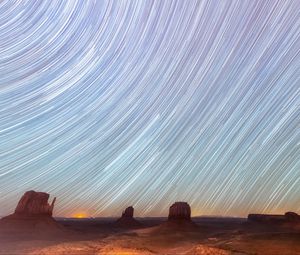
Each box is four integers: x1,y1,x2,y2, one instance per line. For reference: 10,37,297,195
0,0,299,218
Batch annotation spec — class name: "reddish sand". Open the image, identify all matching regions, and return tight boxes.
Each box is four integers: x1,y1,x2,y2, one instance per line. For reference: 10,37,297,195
0,217,299,255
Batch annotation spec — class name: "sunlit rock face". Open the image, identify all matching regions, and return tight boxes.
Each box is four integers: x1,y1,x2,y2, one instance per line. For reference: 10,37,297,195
14,191,56,216
168,202,191,221
121,206,134,218
0,191,63,236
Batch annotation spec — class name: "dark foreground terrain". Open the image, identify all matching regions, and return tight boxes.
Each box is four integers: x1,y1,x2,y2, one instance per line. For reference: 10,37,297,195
0,217,299,255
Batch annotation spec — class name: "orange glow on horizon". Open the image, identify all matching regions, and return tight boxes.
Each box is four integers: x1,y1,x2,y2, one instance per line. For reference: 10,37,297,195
72,212,88,218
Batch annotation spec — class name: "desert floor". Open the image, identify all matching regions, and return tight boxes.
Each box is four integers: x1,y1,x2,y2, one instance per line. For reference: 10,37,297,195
0,217,299,255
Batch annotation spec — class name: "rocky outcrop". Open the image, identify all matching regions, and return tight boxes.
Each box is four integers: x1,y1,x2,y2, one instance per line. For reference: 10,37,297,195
152,202,196,233
248,212,300,223
285,212,300,222
121,206,134,218
168,202,191,221
0,191,63,236
14,191,56,216
116,206,141,228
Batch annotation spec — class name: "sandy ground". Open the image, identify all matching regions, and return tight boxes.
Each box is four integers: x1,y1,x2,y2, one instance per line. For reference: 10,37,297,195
0,218,299,255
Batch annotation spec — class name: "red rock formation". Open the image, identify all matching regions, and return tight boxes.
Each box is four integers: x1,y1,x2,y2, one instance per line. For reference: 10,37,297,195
14,190,56,216
116,206,141,228
152,202,196,233
168,202,191,221
0,191,63,236
285,212,300,222
121,206,134,218
248,212,300,223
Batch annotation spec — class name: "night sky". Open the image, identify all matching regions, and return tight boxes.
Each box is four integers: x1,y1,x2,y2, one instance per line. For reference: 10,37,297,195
0,0,299,218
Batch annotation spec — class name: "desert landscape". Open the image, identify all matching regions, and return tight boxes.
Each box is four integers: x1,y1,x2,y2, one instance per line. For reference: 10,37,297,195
1,0,300,254
0,191,299,255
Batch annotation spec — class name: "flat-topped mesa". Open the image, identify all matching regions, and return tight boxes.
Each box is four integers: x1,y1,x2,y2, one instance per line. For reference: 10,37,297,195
248,214,285,223
121,206,134,218
168,202,191,221
14,190,56,217
248,212,300,223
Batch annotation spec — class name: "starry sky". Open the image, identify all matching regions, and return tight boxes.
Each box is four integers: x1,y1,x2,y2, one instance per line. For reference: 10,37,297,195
0,0,300,218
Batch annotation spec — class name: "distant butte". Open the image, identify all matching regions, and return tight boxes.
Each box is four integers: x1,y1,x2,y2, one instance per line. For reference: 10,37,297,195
248,212,300,224
285,212,300,222
152,202,197,233
168,202,191,221
115,206,142,228
122,206,134,218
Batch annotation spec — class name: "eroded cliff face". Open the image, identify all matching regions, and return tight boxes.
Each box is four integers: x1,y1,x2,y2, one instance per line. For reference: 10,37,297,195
0,190,63,236
168,202,191,221
14,190,56,216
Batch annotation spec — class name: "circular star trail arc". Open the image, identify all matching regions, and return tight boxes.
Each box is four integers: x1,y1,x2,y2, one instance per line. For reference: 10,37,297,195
0,0,299,217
